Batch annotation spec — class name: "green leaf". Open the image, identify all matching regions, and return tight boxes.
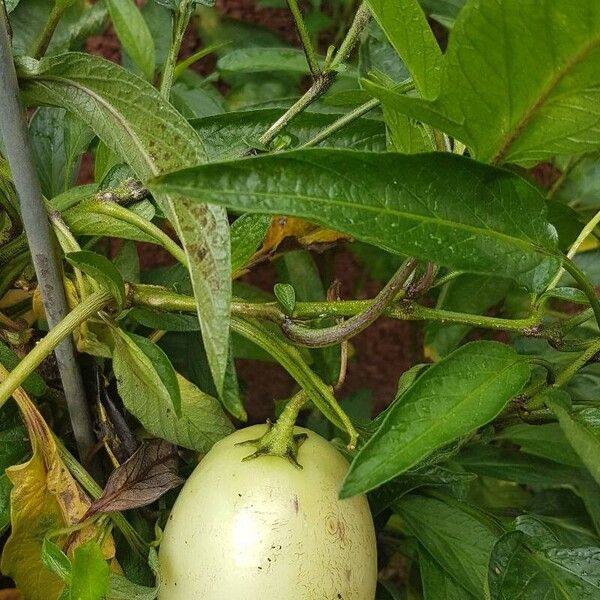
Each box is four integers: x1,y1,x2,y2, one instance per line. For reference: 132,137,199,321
106,0,156,80
419,0,466,28
29,107,94,199
273,283,296,314
488,531,600,599
218,47,317,75
20,52,231,398
150,150,561,292
555,154,600,210
366,0,442,99
70,542,109,600
342,341,530,497
63,200,157,243
127,332,182,417
41,539,71,583
364,0,600,165
425,274,511,360
230,213,271,275
395,494,500,597
495,422,583,468
548,396,600,488
66,250,126,310
419,547,475,600
112,328,233,451
107,573,157,600
190,109,386,161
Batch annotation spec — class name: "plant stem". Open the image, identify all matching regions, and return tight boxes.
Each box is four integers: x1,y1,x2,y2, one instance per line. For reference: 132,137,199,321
282,258,417,347
329,2,370,70
300,97,381,148
0,13,98,465
547,209,600,289
33,3,63,59
561,257,600,329
86,200,187,265
258,1,371,147
238,390,308,468
56,437,149,557
527,337,600,409
160,5,193,98
0,289,112,410
130,283,545,335
287,0,320,76
258,73,335,147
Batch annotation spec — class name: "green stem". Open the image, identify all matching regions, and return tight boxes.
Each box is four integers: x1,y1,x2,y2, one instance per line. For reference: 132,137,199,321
286,0,321,76
527,337,600,409
300,98,381,148
86,200,187,266
238,390,308,468
56,437,148,557
561,257,600,329
258,2,371,147
329,2,370,70
258,73,335,147
173,42,227,81
0,289,112,409
33,3,63,59
547,209,600,289
160,5,193,98
130,283,546,335
282,258,417,347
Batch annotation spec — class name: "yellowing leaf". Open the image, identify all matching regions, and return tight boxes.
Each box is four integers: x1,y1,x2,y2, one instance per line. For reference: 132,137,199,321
0,372,114,600
257,216,349,257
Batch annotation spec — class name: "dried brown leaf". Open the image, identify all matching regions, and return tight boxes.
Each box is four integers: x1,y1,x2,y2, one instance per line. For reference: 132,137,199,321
86,439,183,517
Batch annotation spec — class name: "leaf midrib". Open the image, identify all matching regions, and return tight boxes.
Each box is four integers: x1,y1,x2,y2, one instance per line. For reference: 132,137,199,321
171,180,552,259
357,357,522,486
490,31,600,165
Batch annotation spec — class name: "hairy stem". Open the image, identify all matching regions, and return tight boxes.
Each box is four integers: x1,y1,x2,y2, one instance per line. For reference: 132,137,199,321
287,0,320,76
130,283,547,335
561,257,600,329
527,337,600,409
300,98,381,149
258,1,371,147
160,5,193,98
33,3,63,59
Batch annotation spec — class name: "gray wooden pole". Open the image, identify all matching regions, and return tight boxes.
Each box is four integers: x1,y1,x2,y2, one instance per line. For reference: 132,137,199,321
0,7,98,469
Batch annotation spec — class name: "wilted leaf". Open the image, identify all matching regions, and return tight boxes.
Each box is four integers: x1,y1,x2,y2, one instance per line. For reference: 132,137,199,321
0,381,113,600
86,439,183,517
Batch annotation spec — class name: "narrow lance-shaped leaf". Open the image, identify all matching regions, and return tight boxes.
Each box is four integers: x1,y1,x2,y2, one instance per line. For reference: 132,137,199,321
366,0,442,99
547,392,600,488
19,52,231,396
364,0,600,165
66,250,126,310
105,0,156,81
150,150,561,292
342,341,530,497
112,327,233,452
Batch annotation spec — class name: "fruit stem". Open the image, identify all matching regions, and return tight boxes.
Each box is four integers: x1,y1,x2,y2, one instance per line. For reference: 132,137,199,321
238,390,309,468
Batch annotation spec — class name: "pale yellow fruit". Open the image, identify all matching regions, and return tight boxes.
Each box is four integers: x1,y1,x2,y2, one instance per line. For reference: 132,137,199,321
159,424,378,600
